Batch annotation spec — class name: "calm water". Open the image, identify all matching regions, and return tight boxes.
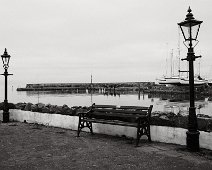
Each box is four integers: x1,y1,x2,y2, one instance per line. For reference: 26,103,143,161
1,85,212,116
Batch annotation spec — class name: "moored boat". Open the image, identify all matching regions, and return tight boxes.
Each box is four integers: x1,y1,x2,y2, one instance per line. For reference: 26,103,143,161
157,76,181,86
179,75,208,86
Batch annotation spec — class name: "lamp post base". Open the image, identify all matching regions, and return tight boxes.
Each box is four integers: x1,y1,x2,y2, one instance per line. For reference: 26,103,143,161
2,111,9,123
186,130,200,152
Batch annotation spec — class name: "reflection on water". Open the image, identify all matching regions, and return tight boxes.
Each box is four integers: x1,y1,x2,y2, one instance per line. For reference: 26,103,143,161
3,87,212,116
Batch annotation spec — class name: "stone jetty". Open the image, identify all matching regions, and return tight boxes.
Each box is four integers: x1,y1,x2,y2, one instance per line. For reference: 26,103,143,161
16,82,154,93
16,82,212,95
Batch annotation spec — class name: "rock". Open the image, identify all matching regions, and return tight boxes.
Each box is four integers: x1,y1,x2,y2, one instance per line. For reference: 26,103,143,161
159,115,169,120
31,104,39,112
45,104,52,108
41,106,50,113
197,117,212,132
177,111,189,117
49,105,57,113
165,112,176,118
62,104,69,108
0,102,3,110
197,114,211,118
8,103,16,109
37,103,45,109
0,102,16,110
174,116,188,129
24,103,33,111
55,106,63,114
16,102,26,110
66,108,73,115
61,105,73,115
152,111,161,117
75,107,85,116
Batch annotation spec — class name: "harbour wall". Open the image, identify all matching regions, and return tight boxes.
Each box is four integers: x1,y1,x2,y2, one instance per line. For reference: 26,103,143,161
16,82,212,96
16,82,154,92
1,109,212,150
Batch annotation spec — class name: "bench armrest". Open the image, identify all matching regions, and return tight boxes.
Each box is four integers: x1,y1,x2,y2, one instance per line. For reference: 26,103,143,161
78,106,93,118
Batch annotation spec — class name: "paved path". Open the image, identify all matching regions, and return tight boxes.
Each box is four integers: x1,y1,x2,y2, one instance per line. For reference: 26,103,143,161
0,122,212,170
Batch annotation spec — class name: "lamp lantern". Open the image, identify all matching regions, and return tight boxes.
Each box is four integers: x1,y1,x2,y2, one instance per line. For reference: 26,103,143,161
178,7,203,48
1,48,11,69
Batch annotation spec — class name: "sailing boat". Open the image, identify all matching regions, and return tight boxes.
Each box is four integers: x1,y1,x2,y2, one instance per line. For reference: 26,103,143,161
157,29,208,86
179,59,208,86
157,49,181,86
157,52,208,86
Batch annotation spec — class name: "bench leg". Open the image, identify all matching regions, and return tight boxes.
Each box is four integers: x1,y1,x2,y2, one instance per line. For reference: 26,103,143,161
77,117,94,137
136,123,142,147
147,124,152,142
77,118,83,137
136,120,152,146
86,122,93,135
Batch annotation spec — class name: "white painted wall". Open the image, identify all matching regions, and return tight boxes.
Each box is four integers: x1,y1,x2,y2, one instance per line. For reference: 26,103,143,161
0,109,212,150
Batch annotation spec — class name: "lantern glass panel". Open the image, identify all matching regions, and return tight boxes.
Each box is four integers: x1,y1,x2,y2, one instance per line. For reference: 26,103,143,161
180,23,201,42
180,25,190,41
1,56,10,68
191,24,200,40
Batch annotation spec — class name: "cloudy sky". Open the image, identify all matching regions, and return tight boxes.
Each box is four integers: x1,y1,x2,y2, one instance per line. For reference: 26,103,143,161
0,0,212,87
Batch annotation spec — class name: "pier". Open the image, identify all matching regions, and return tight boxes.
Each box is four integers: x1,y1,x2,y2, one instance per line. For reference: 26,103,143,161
16,82,212,96
16,82,154,93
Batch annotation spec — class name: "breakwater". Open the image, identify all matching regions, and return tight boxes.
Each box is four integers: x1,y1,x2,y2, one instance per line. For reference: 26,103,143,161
16,82,154,93
16,82,212,96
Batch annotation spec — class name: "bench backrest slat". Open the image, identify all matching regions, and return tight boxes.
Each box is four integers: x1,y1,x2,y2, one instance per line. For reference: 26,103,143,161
90,103,153,118
90,111,147,118
93,104,117,109
92,109,148,115
119,106,149,110
93,108,117,113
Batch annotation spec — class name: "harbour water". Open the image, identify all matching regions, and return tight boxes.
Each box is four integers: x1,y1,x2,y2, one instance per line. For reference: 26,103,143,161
1,85,212,116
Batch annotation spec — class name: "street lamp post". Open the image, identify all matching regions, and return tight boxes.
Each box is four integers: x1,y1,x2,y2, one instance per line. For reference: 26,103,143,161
1,48,12,123
178,7,203,151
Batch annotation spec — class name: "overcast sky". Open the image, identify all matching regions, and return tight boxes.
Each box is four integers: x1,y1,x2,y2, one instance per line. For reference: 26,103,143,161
0,0,212,87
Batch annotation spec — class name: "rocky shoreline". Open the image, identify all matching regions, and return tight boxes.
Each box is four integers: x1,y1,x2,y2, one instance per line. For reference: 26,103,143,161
1,102,212,132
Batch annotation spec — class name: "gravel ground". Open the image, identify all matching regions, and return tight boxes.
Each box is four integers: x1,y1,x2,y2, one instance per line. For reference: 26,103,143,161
0,122,212,170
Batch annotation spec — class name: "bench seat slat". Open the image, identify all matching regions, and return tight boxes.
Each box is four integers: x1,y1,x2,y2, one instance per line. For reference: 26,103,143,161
81,118,138,127
93,105,117,109
119,106,149,110
92,108,117,113
89,112,147,118
92,109,148,115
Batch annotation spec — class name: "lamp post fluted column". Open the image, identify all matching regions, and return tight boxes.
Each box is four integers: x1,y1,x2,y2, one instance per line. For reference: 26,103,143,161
3,68,9,122
186,47,200,151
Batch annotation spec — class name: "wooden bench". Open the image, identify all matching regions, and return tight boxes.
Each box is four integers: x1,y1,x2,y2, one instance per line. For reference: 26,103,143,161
77,103,153,146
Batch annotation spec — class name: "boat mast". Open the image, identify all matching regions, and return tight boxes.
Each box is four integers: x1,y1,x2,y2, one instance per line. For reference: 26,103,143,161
178,27,181,78
170,49,173,77
165,43,168,77
198,58,201,77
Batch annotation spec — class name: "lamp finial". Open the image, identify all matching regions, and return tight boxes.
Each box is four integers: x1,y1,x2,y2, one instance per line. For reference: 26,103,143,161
188,6,192,13
186,6,194,21
4,48,8,55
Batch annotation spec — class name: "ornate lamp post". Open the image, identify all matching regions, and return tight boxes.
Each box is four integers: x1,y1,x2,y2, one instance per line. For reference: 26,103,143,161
1,48,12,123
178,7,203,151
